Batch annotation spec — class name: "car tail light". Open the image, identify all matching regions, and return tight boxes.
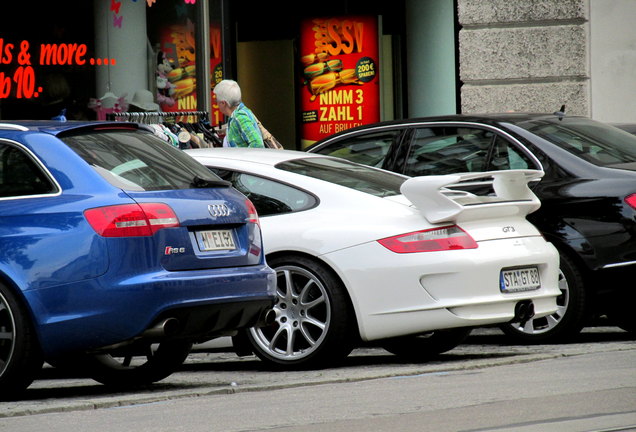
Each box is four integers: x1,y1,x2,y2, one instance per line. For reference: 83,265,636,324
625,194,636,210
245,199,260,226
84,203,179,237
378,225,478,253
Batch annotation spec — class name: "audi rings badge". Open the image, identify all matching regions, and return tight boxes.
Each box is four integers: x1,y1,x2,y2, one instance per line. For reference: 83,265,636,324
208,203,231,218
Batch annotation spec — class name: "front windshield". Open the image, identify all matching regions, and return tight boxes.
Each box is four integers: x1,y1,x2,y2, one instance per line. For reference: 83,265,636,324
276,157,405,197
518,117,636,166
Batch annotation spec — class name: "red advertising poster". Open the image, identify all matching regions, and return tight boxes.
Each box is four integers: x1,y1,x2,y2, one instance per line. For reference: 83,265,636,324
299,16,380,147
157,20,223,123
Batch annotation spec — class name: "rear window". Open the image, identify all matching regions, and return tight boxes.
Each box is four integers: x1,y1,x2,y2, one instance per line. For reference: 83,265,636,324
276,157,405,197
519,117,636,166
209,168,317,216
62,129,222,191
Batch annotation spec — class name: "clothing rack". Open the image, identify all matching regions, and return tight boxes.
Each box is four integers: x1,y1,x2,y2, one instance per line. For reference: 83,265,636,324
107,110,210,123
107,110,221,148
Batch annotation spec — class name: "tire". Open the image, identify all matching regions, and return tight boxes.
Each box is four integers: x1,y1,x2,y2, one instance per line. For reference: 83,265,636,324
380,328,472,361
500,251,587,343
612,317,636,334
0,282,43,400
82,340,192,387
243,255,355,369
607,294,636,334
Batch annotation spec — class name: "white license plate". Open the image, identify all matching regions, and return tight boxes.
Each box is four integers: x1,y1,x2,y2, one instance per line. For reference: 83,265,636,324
198,229,236,251
500,267,540,293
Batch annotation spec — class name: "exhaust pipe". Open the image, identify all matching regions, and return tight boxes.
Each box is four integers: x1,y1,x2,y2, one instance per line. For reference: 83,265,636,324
142,317,181,338
513,300,535,324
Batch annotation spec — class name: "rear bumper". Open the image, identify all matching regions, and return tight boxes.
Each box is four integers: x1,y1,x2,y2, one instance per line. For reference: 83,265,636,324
26,265,276,357
144,298,276,343
323,236,560,341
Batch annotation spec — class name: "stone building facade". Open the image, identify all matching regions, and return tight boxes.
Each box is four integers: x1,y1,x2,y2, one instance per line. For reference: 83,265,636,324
458,0,589,116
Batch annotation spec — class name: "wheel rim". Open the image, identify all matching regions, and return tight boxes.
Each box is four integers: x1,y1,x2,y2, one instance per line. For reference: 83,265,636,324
93,343,160,370
511,268,570,335
0,292,16,376
249,265,331,361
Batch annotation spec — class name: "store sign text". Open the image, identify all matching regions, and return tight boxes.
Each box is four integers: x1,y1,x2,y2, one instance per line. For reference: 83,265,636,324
313,19,364,56
318,89,364,133
0,38,115,99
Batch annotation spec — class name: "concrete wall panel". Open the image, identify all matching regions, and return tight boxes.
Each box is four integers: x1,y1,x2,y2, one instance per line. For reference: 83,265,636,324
459,26,587,81
458,0,587,25
461,82,588,115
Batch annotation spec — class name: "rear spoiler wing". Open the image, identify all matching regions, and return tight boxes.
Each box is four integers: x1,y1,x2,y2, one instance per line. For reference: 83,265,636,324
400,169,544,224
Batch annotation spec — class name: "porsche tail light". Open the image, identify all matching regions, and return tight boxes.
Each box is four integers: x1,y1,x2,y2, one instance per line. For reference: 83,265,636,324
378,225,478,253
245,199,260,226
624,194,636,210
85,203,179,237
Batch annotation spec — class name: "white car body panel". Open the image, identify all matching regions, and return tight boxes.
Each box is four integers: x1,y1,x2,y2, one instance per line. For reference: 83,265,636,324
186,148,560,342
322,235,558,340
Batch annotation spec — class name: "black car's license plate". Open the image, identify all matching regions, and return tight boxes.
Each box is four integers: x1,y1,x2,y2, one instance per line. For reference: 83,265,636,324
500,267,540,293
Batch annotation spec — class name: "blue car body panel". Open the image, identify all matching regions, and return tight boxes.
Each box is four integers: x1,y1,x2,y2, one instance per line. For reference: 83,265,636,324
23,265,274,354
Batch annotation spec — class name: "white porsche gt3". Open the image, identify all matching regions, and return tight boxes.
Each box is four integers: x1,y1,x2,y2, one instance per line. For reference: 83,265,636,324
186,148,560,368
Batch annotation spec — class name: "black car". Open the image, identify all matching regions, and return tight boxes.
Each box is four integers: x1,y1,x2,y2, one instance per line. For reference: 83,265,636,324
307,112,636,342
614,123,636,136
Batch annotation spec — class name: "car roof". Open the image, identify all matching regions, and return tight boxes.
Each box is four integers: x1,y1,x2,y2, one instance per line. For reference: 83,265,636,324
372,112,562,124
0,120,140,136
307,112,572,146
185,147,331,166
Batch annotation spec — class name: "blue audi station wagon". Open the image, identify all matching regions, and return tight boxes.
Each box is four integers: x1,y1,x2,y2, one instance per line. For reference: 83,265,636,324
0,121,276,399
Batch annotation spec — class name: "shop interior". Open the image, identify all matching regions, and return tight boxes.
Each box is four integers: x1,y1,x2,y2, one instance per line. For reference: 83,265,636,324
0,0,408,150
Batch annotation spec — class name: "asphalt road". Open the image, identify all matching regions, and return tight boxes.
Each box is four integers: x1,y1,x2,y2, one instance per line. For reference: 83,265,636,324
1,327,635,432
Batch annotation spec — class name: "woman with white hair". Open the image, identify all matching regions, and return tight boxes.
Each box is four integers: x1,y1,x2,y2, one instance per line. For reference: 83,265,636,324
213,79,264,148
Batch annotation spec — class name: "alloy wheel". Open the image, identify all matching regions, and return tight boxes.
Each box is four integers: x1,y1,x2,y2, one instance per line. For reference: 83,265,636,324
0,292,16,377
510,268,569,334
93,343,161,370
85,340,192,387
249,265,331,362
